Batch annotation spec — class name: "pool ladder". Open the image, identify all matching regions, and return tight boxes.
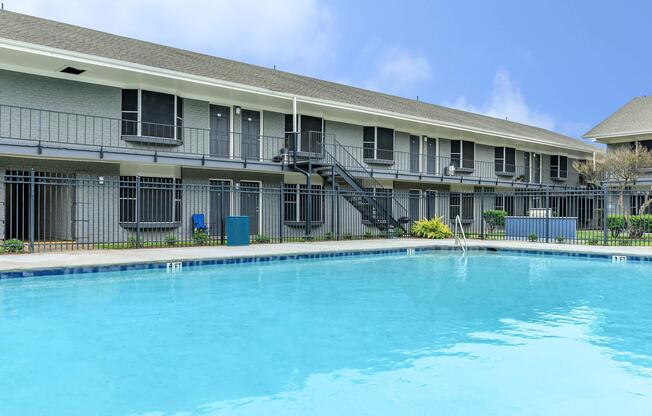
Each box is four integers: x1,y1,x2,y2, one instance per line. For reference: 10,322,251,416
454,215,467,254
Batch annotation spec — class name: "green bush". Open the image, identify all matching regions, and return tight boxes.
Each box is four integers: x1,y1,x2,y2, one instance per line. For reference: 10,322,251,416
528,233,538,242
323,231,335,241
556,236,565,244
411,217,453,239
482,210,507,233
393,227,404,238
3,239,24,253
364,231,374,239
587,238,601,245
252,234,271,244
165,234,177,246
342,233,353,240
607,215,626,238
607,214,652,239
192,229,208,246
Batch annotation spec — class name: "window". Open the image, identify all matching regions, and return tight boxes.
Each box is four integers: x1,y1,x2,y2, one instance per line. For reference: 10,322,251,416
283,184,323,223
449,193,474,221
630,194,652,215
495,195,515,215
523,152,531,182
550,155,568,180
494,147,516,174
119,176,182,225
363,127,394,161
450,140,475,170
121,89,183,140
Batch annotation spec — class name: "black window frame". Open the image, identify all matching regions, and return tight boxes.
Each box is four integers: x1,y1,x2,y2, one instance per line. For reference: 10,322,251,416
363,126,394,161
119,176,182,227
449,193,474,221
450,140,475,170
283,184,324,223
494,147,516,174
121,89,183,140
550,155,568,180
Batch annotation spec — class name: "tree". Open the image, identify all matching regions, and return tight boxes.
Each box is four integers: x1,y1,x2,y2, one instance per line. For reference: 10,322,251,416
573,144,652,228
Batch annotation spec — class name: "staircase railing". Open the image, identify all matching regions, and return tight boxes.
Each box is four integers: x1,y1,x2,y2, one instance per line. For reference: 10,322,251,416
324,138,409,227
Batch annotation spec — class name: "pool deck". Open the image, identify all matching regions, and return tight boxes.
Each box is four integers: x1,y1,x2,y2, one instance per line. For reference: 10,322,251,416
1,239,652,273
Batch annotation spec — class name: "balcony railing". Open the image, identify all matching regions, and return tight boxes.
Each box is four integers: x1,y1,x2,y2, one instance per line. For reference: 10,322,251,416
0,104,287,164
333,144,553,184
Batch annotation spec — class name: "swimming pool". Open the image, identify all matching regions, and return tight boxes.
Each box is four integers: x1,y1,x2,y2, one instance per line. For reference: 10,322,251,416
1,251,651,415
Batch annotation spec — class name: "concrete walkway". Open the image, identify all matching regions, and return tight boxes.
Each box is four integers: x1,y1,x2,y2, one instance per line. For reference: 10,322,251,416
1,238,652,273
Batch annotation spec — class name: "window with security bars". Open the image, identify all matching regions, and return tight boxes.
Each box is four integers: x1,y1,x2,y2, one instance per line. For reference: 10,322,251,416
283,184,323,222
449,193,474,221
119,176,182,224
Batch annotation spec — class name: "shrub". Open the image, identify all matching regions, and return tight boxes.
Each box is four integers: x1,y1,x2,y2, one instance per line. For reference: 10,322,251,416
587,238,601,245
192,229,208,246
323,231,335,241
393,227,404,238
528,233,538,242
556,236,564,244
3,239,24,253
342,233,354,240
364,231,374,239
627,215,652,238
482,210,507,233
252,234,271,244
411,217,453,239
606,215,626,238
165,234,177,246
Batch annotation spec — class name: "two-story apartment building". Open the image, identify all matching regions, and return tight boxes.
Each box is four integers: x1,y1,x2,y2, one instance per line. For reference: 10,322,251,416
584,96,652,215
0,11,599,246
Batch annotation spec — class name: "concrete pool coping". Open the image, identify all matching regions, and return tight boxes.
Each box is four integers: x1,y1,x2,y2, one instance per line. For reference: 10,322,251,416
1,238,652,277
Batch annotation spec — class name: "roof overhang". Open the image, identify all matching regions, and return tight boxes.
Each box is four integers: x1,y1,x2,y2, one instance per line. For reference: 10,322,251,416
0,36,596,158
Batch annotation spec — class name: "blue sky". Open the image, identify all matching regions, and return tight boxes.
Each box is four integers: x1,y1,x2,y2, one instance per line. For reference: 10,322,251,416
12,0,652,140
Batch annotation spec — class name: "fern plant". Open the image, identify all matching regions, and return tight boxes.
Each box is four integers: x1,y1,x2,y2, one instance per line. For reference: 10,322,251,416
410,217,453,239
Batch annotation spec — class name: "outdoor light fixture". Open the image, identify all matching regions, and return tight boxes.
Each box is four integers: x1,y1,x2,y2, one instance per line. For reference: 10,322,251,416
234,106,241,115
448,164,456,176
98,176,104,184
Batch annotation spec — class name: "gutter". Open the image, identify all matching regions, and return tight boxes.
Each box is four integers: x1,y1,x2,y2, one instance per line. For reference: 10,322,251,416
0,37,596,155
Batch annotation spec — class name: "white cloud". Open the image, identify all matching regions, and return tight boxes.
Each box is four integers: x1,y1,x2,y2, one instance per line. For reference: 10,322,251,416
11,0,336,72
450,70,555,130
363,47,433,95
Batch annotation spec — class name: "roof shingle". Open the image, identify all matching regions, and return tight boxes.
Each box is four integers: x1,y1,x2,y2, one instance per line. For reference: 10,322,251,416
0,10,598,153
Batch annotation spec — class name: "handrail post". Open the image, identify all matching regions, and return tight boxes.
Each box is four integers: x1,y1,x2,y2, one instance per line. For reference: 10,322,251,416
602,184,608,246
480,191,485,240
545,187,550,243
29,169,35,254
136,175,141,248
279,184,285,243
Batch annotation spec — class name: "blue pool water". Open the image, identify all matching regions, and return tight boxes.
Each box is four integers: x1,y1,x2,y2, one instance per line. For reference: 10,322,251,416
1,251,652,415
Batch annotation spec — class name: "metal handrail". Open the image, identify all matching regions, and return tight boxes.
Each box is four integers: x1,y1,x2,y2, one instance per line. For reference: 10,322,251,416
454,215,467,254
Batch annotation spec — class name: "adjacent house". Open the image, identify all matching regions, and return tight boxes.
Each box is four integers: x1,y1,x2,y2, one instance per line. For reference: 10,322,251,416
0,11,599,246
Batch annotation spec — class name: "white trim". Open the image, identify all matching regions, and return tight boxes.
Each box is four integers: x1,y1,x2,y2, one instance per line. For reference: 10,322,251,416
208,178,234,214
0,37,596,155
238,180,262,235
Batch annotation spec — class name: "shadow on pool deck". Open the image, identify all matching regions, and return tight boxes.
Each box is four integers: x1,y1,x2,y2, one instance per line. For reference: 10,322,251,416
1,239,652,273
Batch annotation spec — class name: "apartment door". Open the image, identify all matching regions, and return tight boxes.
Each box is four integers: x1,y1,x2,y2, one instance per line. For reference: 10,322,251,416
409,190,421,223
426,138,437,174
239,181,260,235
209,180,231,237
425,190,437,218
209,105,230,158
523,152,531,182
300,115,323,154
532,153,541,183
241,110,260,160
409,135,420,173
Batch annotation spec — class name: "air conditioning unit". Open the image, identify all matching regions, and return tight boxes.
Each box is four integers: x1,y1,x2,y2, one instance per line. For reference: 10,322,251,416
529,208,553,218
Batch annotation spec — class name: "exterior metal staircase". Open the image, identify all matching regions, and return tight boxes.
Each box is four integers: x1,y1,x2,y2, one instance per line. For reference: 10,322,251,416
288,132,409,232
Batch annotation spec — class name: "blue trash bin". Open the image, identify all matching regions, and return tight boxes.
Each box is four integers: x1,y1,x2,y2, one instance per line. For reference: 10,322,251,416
226,216,249,246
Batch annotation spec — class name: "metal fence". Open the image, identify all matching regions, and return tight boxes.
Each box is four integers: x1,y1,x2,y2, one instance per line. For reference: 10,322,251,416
2,172,652,253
